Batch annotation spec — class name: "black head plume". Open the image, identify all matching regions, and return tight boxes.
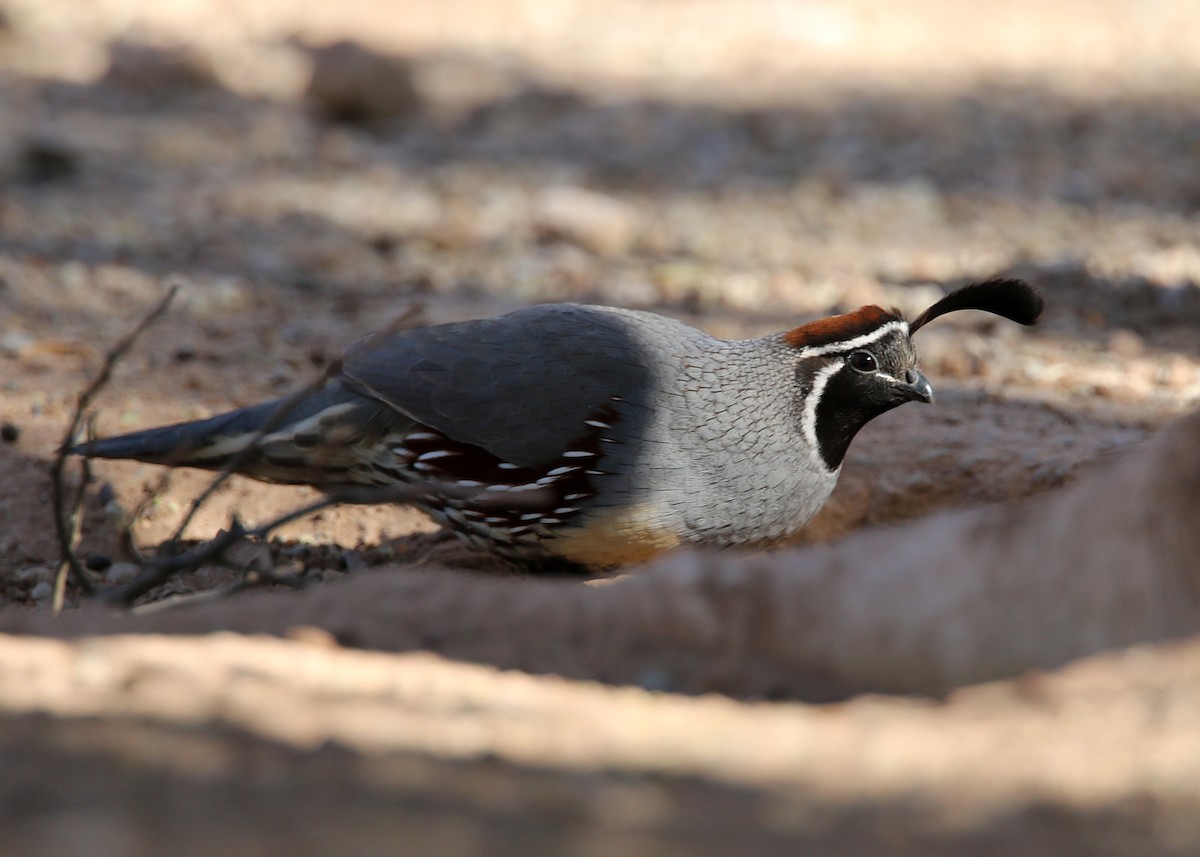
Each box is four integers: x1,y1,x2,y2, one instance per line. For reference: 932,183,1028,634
909,278,1043,334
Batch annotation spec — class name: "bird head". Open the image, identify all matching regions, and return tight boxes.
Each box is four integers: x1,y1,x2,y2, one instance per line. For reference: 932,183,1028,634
783,278,1044,469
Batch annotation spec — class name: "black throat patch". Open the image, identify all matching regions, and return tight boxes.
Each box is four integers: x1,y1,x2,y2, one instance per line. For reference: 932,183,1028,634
812,366,877,470
809,348,918,470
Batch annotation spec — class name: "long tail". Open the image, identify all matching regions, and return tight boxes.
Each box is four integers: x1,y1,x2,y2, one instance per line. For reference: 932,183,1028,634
70,383,410,487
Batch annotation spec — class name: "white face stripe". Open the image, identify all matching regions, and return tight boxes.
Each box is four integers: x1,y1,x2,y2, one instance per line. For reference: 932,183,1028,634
793,320,909,358
800,362,843,472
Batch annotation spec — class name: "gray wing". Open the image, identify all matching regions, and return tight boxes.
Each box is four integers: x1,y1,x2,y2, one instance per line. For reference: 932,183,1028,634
338,304,653,468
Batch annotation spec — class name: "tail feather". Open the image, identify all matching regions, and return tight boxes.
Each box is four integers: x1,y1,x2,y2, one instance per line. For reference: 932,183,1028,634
71,400,286,466
71,384,410,487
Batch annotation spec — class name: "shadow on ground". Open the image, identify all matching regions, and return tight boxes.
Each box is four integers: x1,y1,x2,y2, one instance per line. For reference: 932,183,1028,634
2,713,1186,857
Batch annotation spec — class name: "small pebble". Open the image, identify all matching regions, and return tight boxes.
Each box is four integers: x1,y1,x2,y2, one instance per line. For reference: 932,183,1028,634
104,563,140,585
14,566,50,585
85,554,113,572
1106,329,1144,358
103,39,220,93
0,331,33,357
284,625,339,647
305,39,420,123
18,137,79,184
634,665,675,693
30,581,53,601
533,186,640,257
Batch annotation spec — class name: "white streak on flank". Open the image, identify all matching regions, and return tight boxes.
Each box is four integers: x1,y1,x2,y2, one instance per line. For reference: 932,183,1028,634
562,450,595,459
546,466,579,477
498,462,521,470
193,432,257,459
417,450,456,461
802,362,844,472
262,403,358,444
584,419,610,428
404,431,443,442
795,321,909,358
456,479,484,487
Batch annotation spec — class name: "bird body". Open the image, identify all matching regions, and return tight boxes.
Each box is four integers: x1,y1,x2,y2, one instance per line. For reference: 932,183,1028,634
74,280,1042,568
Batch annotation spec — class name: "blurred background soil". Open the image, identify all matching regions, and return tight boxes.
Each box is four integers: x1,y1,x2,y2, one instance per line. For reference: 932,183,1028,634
1,0,1199,854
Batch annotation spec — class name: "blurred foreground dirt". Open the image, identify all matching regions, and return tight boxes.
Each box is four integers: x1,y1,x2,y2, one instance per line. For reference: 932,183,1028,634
4,631,1200,857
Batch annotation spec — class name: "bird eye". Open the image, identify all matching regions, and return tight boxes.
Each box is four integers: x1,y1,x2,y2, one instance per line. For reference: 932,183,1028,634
848,351,878,373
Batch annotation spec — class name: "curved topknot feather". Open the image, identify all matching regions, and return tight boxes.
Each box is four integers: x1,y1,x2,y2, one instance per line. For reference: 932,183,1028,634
909,279,1043,334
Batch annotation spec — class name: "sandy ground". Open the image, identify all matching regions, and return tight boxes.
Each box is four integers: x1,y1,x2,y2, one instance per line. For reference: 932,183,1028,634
1,0,1200,854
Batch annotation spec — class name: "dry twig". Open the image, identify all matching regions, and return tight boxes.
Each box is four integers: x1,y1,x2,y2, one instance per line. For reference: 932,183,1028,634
104,481,465,606
50,418,94,611
116,470,174,564
51,283,180,610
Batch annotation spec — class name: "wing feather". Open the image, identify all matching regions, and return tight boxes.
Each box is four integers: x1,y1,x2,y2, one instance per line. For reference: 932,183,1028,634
339,304,652,468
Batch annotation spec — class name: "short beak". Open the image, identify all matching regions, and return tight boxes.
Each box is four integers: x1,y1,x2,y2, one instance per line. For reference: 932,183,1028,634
903,369,934,404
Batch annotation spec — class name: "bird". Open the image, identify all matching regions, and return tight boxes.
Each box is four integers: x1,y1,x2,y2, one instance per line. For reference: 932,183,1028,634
72,278,1043,568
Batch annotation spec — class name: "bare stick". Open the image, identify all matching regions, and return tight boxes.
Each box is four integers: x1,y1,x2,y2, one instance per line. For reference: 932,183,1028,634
129,559,309,617
50,420,93,612
105,480,461,606
51,283,180,608
117,470,174,564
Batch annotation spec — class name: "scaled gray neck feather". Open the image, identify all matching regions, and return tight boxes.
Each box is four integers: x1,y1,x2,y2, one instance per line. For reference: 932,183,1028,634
592,310,839,546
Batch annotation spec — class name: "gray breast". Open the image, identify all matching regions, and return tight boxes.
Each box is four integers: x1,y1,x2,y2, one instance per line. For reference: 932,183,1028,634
595,334,840,548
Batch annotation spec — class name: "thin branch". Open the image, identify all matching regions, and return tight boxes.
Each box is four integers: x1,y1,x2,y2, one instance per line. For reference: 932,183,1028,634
129,563,308,617
51,283,180,608
104,480,463,606
50,419,94,611
117,470,174,564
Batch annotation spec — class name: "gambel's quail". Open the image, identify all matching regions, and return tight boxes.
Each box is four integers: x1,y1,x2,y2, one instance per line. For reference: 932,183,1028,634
73,278,1043,567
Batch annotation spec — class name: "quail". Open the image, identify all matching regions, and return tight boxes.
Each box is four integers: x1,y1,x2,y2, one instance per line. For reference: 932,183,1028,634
73,278,1043,568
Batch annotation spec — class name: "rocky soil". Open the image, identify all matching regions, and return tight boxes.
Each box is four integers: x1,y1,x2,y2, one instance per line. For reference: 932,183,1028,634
1,1,1199,854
